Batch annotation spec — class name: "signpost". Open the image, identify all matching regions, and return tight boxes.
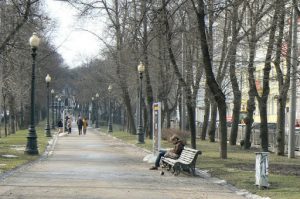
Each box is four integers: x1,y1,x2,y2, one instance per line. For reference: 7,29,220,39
152,102,161,155
143,102,162,163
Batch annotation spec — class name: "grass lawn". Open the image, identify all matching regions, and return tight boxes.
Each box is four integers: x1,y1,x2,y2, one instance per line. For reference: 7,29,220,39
110,130,300,199
0,125,52,175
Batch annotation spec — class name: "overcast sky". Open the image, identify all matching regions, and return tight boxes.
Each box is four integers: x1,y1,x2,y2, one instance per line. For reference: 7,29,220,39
44,0,104,68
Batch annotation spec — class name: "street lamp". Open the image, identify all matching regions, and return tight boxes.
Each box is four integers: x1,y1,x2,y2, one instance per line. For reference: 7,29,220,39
137,61,145,144
55,95,58,125
92,97,94,126
51,89,55,129
108,85,113,133
45,74,52,137
25,32,41,155
95,93,99,128
58,97,61,120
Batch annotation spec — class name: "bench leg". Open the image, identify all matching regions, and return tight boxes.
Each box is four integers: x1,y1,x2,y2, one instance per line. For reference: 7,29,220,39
190,167,196,176
173,163,182,176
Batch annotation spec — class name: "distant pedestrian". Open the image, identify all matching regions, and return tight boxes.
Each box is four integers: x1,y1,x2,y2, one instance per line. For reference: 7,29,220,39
57,119,63,134
67,117,72,134
77,116,83,135
65,115,69,131
82,117,88,135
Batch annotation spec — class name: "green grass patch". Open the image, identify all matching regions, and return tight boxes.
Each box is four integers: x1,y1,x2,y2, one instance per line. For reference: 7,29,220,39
0,125,51,174
108,130,300,199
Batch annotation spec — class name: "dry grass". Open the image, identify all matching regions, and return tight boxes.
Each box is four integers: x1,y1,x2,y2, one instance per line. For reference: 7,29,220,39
112,130,300,199
0,126,51,174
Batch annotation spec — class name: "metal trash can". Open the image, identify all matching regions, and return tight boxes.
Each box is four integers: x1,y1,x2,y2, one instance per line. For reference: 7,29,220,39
255,152,269,188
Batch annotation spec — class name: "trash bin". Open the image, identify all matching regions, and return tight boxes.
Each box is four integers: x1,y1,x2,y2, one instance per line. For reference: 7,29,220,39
255,152,269,188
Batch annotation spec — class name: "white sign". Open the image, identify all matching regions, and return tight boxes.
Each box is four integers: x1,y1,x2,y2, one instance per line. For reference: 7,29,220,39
143,102,162,163
153,102,161,155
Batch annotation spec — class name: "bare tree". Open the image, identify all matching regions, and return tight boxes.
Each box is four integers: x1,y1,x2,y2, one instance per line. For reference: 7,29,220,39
191,0,227,158
161,0,204,149
274,1,291,155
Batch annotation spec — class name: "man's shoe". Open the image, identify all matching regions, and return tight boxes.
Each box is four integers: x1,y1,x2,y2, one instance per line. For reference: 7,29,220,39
149,166,158,170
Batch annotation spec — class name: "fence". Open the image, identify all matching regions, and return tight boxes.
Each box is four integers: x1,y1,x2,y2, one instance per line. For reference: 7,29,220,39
215,124,300,152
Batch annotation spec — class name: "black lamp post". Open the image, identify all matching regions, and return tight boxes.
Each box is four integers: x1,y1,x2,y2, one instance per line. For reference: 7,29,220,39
91,97,94,126
58,97,61,120
55,95,58,126
45,74,52,137
108,85,113,133
51,89,55,129
25,32,40,155
95,93,99,128
137,62,145,144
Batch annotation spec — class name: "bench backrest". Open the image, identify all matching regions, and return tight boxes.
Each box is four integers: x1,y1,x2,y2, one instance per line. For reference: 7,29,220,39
178,147,201,165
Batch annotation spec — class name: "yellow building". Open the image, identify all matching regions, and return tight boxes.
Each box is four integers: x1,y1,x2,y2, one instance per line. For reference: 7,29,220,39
240,61,290,123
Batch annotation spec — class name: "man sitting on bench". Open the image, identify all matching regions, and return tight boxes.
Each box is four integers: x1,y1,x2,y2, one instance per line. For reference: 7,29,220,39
149,135,185,170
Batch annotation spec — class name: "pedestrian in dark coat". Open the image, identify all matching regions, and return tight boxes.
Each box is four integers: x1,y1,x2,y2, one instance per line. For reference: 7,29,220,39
57,119,63,134
77,116,83,135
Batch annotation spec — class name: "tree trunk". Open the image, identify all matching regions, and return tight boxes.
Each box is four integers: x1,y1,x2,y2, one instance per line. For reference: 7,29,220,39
228,1,243,146
164,100,171,128
114,0,136,134
258,99,269,151
20,102,25,129
142,0,154,139
274,2,289,155
244,97,255,149
201,87,210,140
9,95,16,134
123,90,136,134
259,0,281,152
4,95,8,137
276,97,286,155
229,91,241,145
186,102,196,148
244,27,257,149
208,102,217,142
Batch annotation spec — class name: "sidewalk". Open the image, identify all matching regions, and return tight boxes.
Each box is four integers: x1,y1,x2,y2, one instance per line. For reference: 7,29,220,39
0,127,256,199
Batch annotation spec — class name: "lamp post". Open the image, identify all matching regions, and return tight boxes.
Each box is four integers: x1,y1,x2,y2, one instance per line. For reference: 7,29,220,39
45,74,52,137
55,95,58,125
25,32,40,155
108,85,113,133
51,89,55,129
137,62,145,144
58,97,61,121
95,93,99,128
92,97,94,126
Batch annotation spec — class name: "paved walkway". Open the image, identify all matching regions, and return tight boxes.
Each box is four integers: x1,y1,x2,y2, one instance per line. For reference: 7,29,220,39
0,126,255,199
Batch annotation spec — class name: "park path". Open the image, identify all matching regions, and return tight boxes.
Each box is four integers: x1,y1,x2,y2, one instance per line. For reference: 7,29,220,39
0,125,250,199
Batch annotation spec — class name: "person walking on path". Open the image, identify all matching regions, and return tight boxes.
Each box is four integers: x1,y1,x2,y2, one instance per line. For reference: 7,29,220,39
67,117,72,134
149,135,185,170
82,117,88,135
57,119,63,134
65,115,69,132
77,116,83,135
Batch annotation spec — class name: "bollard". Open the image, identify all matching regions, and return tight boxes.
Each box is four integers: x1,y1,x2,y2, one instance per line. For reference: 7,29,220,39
255,152,269,188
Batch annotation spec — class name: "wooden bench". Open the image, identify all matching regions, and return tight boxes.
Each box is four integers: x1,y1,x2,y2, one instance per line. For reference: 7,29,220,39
161,147,202,176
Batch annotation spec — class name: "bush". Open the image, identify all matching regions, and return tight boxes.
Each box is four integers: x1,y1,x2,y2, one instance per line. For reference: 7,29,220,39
161,128,190,144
